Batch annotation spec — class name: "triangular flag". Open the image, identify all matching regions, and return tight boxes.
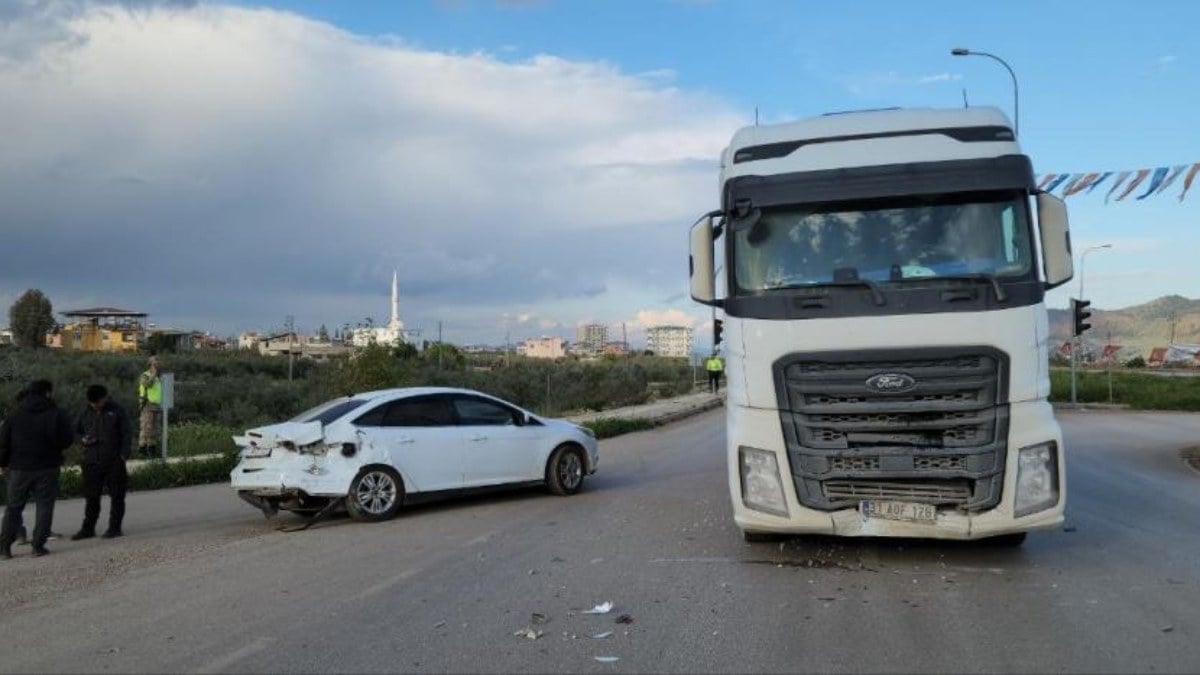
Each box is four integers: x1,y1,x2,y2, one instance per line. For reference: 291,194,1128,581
1043,174,1072,193
1115,169,1150,201
1154,164,1188,195
1059,174,1086,195
1135,167,1170,199
1064,172,1100,197
1037,174,1057,190
1086,172,1114,194
1181,163,1200,202
1105,171,1132,203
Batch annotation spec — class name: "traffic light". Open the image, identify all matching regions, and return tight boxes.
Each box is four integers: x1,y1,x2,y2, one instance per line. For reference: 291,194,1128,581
713,318,724,346
1072,299,1092,337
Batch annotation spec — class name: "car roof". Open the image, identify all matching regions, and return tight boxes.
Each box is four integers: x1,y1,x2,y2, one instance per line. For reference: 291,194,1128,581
351,386,495,402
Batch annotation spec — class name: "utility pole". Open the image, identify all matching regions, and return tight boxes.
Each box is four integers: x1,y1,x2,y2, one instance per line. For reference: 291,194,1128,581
1169,311,1178,345
437,321,444,370
622,322,627,354
285,315,295,382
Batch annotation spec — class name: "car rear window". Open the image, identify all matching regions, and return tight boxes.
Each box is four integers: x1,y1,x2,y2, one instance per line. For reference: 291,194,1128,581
293,399,368,426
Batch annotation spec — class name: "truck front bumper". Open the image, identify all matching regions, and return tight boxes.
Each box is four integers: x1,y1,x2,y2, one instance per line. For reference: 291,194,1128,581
729,401,1066,540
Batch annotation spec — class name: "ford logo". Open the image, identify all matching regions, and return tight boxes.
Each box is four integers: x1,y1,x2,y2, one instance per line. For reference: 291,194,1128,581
865,373,916,394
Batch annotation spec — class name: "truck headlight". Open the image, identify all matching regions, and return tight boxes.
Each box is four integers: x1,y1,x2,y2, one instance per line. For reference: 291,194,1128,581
1014,442,1060,517
739,446,789,516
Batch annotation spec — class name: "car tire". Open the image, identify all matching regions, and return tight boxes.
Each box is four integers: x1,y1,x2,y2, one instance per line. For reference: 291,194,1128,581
546,444,586,496
987,532,1027,547
346,466,404,522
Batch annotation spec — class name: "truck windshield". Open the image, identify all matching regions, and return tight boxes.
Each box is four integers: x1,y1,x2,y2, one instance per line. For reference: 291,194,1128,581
732,191,1033,293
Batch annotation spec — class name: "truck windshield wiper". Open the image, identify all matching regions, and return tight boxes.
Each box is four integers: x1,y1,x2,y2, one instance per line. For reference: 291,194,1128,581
893,273,1008,302
765,279,886,306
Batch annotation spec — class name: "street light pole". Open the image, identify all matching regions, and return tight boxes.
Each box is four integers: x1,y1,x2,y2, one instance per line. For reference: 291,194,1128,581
1071,244,1113,404
951,47,1019,135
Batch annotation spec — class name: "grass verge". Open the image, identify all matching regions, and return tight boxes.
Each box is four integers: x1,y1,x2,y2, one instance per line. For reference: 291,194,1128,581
1050,369,1200,411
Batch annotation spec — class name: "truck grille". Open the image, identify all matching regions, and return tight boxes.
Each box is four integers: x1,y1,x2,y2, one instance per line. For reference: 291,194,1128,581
775,347,1008,511
823,479,973,505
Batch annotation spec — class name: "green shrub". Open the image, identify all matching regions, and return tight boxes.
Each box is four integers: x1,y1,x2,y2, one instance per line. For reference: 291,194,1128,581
1124,356,1147,369
583,417,655,439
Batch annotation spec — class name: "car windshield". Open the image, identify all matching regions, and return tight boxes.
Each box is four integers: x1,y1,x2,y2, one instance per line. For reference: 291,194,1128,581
732,191,1033,293
289,398,368,425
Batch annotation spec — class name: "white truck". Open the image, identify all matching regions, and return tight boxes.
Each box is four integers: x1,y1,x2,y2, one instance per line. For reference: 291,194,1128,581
689,107,1073,545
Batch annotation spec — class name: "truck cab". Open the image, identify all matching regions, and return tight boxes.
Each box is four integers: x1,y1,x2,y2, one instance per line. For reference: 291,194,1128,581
689,107,1073,543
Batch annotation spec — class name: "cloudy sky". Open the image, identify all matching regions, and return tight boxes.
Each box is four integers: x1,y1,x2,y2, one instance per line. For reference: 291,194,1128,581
1,0,1197,346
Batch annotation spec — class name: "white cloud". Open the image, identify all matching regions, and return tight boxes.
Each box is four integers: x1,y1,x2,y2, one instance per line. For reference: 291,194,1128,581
1158,54,1178,66
0,3,744,340
918,72,963,84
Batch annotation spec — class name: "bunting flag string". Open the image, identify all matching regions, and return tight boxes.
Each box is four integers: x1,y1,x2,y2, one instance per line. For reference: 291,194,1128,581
1037,161,1200,203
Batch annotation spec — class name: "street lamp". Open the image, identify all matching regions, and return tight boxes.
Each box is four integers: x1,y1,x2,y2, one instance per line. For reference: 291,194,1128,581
951,47,1019,135
1071,243,1112,405
1078,243,1112,303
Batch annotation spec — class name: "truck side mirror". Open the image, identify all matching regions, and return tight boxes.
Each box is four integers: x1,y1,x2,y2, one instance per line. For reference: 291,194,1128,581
1037,192,1073,289
690,212,721,306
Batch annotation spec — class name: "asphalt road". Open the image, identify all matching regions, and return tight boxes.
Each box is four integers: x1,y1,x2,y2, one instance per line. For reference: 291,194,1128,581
1,409,1199,674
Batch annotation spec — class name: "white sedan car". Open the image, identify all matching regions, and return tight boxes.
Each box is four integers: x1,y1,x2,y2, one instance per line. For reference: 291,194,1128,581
230,387,599,521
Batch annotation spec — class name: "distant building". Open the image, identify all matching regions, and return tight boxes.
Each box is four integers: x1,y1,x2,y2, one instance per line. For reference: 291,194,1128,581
238,331,262,350
54,307,147,352
576,323,607,353
646,325,693,358
518,336,566,359
0,329,12,347
601,341,628,356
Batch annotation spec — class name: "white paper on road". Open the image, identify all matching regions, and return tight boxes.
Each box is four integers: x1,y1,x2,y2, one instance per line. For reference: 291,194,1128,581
594,656,620,663
581,601,613,614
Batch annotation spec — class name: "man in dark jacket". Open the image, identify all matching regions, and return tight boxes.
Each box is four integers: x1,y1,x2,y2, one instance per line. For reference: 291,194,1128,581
71,385,132,540
0,379,74,558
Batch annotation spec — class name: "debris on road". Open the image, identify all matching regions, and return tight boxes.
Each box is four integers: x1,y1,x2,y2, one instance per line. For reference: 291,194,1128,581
1162,625,1175,633
582,601,614,614
594,656,620,663
590,631,614,639
532,612,549,625
433,620,447,629
615,614,634,624
1063,525,1078,533
513,628,544,640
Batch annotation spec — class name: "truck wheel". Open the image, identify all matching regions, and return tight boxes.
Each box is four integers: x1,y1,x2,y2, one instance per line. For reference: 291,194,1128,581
742,530,786,543
987,532,1027,547
346,466,404,522
546,444,585,496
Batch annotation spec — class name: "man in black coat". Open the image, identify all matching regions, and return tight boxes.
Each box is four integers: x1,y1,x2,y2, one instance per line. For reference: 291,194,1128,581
0,379,74,559
71,385,132,540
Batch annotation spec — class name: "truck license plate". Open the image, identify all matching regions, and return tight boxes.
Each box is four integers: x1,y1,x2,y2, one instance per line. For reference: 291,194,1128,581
860,500,937,523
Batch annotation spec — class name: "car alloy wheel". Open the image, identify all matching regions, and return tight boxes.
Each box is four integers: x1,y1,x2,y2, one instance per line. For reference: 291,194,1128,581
557,451,583,491
355,470,398,516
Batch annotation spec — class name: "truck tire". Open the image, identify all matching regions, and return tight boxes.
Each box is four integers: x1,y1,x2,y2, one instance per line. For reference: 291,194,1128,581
987,532,1027,547
742,530,786,543
346,466,404,522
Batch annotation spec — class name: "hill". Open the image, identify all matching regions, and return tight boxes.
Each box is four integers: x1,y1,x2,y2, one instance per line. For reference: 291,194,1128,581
1048,295,1200,357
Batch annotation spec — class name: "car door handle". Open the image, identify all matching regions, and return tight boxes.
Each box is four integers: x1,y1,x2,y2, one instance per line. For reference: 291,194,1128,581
397,437,415,444
470,435,488,442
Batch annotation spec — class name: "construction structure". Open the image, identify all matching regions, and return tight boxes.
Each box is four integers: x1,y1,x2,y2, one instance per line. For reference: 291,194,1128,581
54,307,147,352
575,323,607,353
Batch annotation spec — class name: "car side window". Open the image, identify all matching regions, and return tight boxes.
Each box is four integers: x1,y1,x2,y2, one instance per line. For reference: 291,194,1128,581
352,403,389,427
384,396,456,427
453,396,520,426
354,397,455,428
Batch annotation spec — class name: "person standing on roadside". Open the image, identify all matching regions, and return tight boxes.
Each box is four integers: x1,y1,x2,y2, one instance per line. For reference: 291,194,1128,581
137,356,163,459
71,385,132,541
0,379,74,559
705,352,725,394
